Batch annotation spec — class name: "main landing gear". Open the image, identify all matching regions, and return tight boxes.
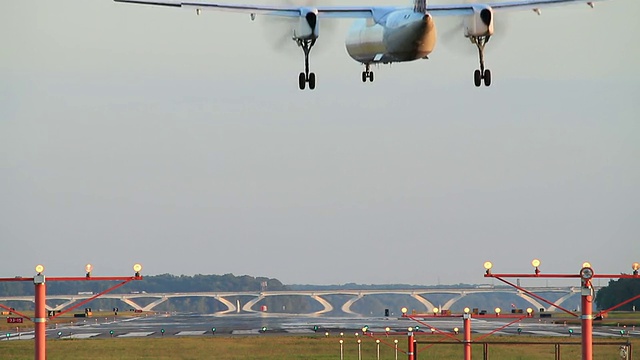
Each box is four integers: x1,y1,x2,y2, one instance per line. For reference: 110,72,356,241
471,35,492,87
297,38,316,90
361,63,374,83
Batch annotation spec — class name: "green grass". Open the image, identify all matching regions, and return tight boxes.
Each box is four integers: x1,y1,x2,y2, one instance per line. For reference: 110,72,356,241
0,335,637,359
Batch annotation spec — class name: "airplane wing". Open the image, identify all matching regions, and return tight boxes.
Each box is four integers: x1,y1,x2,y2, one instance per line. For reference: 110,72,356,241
113,0,380,18
114,0,606,19
427,0,606,16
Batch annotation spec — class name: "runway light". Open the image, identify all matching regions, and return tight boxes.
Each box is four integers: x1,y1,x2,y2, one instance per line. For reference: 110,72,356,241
453,327,459,334
85,264,93,277
531,259,541,268
376,339,380,344
35,265,44,274
582,262,592,269
532,259,541,274
484,261,493,275
57,331,62,337
632,262,639,275
580,267,594,280
339,339,343,344
415,326,420,331
408,327,413,332
325,332,329,337
495,307,501,316
517,327,522,334
211,327,216,334
433,307,439,315
401,307,408,315
568,329,574,336
385,327,391,333
394,339,399,344
464,307,470,314
133,263,143,277
431,328,436,334
527,308,533,316
340,332,344,337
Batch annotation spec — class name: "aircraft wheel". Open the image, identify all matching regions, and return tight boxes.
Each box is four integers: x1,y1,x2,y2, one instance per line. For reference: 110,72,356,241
369,72,374,82
474,69,482,87
483,69,492,87
299,73,306,90
308,72,316,90
362,71,367,83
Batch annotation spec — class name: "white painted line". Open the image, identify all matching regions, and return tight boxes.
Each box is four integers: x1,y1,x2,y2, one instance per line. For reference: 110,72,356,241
176,331,206,336
528,330,564,336
118,331,155,338
285,329,315,334
232,329,260,335
66,333,101,339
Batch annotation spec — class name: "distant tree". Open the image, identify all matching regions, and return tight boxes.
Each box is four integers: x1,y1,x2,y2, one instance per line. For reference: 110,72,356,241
595,278,640,311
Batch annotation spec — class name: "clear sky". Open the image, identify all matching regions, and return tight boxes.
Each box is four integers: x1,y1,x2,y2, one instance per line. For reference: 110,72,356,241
1,0,638,286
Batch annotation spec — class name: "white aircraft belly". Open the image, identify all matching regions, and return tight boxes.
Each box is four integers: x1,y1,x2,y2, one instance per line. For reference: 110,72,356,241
344,12,436,64
345,19,387,63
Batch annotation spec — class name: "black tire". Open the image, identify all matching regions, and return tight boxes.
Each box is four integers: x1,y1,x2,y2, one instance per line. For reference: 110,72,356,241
483,69,492,87
308,72,316,90
361,71,367,83
298,72,306,90
474,69,482,87
369,72,374,82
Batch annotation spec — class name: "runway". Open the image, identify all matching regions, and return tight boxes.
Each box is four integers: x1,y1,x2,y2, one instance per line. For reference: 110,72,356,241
2,313,636,341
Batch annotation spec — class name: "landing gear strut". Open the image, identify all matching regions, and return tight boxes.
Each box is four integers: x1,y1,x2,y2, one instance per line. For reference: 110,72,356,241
297,38,316,90
361,63,374,83
471,35,492,87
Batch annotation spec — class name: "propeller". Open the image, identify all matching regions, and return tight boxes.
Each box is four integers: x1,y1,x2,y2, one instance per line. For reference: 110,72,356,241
258,0,337,54
438,0,509,55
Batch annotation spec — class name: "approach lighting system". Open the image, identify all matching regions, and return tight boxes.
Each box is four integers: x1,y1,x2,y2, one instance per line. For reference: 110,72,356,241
580,266,594,281
568,328,574,336
484,261,493,274
407,327,413,332
133,263,143,277
632,262,639,275
85,264,93,278
160,328,165,336
109,330,114,337
415,326,420,331
495,307,501,315
517,327,522,334
532,259,541,274
432,307,439,315
464,307,470,314
453,327,459,334
35,265,44,274
385,327,391,333
313,325,319,332
325,332,329,337
527,308,533,316
582,262,592,269
339,339,344,344
211,327,216,334
401,307,408,315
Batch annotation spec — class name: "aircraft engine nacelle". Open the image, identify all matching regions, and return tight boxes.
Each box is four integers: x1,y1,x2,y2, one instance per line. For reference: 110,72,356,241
464,6,494,37
294,8,319,40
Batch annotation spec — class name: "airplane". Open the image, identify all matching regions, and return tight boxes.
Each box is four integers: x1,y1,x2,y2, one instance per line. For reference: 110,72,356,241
114,0,606,90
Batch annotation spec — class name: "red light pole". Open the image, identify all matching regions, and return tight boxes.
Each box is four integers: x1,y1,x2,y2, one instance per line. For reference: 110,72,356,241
407,328,415,360
0,264,143,360
462,309,471,360
483,259,640,360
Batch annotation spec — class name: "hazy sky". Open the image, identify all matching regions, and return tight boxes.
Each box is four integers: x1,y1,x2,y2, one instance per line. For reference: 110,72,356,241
1,0,638,286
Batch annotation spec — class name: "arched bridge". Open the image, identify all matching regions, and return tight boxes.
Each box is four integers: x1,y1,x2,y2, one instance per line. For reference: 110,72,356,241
0,287,589,316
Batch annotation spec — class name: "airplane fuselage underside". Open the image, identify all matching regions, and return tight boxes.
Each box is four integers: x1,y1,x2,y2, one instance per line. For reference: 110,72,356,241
345,10,437,64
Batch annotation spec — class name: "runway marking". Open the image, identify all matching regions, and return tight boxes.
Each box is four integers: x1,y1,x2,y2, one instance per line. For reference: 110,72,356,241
285,329,315,334
1,334,35,341
118,331,155,338
176,331,206,336
232,329,260,335
528,330,564,336
65,333,101,339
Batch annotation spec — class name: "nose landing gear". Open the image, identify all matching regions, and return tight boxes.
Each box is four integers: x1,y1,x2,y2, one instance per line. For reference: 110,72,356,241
361,63,374,83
